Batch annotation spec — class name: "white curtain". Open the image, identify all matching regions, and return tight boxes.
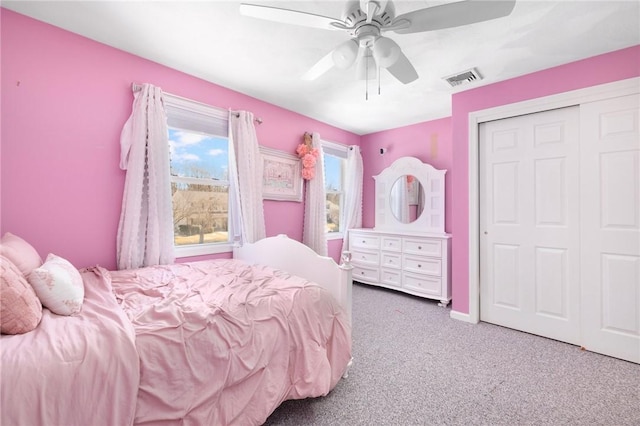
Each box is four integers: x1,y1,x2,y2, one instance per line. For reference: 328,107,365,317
117,83,174,270
303,132,328,256
340,146,363,249
229,111,266,244
227,129,243,246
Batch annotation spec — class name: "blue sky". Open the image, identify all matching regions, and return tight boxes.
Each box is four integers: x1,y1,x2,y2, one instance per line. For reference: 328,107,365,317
169,128,228,180
324,154,342,191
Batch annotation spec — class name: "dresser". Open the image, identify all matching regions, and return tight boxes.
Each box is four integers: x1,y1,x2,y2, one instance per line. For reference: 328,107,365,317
348,228,451,306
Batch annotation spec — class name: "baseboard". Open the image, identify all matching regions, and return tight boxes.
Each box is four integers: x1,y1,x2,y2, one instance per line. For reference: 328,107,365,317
450,310,476,323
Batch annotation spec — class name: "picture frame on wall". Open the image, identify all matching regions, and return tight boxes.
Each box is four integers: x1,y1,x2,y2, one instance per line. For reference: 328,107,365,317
260,146,303,202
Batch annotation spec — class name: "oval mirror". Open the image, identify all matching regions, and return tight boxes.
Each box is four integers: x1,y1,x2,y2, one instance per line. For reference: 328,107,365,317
390,175,425,224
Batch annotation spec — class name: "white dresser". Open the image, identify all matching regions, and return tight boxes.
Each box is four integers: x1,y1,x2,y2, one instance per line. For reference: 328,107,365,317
348,228,451,306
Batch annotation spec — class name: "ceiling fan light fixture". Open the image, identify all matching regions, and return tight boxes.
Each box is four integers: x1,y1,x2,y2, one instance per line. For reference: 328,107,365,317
332,39,359,69
372,37,400,68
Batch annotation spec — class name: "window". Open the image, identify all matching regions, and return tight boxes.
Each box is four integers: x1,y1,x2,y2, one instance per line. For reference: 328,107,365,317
165,96,234,256
322,141,348,238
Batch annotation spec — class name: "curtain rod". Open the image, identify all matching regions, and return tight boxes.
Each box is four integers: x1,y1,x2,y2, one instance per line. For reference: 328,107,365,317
131,83,262,124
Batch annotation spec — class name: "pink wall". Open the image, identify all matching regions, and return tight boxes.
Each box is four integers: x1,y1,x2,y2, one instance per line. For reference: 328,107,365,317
360,118,453,231
450,45,640,314
0,10,359,269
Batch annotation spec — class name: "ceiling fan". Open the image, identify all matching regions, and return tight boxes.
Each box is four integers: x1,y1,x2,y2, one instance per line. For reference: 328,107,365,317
239,0,517,85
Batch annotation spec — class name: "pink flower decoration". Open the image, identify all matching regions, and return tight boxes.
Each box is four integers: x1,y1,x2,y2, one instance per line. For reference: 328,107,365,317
296,133,320,180
302,167,315,180
302,153,316,168
296,143,309,157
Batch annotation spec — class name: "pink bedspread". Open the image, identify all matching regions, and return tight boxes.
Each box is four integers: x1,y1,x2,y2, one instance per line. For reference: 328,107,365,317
0,267,140,426
110,259,351,426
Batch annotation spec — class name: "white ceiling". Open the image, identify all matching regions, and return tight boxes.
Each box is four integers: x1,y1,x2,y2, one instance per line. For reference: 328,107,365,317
3,0,639,135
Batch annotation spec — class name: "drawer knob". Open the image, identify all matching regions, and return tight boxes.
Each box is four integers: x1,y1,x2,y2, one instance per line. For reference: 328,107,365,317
418,246,422,250
418,264,422,268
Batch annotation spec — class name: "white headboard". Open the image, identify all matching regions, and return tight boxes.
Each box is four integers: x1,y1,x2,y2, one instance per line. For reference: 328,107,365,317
233,234,353,324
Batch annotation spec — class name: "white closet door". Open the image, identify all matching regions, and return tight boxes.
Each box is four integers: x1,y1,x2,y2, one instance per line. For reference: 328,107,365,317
480,107,581,345
580,94,640,364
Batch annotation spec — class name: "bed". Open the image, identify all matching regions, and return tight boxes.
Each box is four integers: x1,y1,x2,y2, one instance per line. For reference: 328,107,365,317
0,234,353,426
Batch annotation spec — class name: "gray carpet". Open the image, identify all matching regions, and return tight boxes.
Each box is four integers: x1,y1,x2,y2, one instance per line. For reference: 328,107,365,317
264,282,640,425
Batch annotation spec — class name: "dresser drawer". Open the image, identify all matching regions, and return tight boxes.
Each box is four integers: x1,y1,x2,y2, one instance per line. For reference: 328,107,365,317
380,268,401,288
350,233,380,250
381,252,401,269
403,238,442,257
402,272,442,296
381,236,402,252
352,249,379,266
353,265,379,283
403,255,442,276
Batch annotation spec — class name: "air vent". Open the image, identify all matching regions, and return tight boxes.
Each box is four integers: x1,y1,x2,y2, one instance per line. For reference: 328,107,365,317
443,68,483,88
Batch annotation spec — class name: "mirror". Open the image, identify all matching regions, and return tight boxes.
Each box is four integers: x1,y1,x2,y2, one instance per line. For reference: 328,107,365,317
390,175,425,223
374,157,446,234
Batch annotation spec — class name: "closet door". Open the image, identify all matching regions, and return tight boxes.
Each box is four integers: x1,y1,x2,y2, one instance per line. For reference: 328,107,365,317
479,107,581,345
580,94,640,364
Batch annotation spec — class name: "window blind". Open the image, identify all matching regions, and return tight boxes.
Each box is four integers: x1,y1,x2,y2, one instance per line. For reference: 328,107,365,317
164,94,228,137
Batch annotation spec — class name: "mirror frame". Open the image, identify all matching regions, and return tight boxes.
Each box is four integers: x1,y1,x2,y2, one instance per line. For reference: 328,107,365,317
373,157,447,234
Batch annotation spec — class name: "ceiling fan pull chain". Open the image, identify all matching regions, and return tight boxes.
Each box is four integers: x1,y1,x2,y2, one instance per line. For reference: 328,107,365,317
378,66,381,95
365,78,369,101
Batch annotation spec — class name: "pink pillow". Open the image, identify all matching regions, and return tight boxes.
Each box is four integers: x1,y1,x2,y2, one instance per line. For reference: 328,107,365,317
0,255,43,334
28,253,84,316
0,232,43,276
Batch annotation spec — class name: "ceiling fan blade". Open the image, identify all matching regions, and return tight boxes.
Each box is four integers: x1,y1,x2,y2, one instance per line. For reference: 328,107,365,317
393,0,516,35
239,3,343,30
301,50,336,81
386,51,418,84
